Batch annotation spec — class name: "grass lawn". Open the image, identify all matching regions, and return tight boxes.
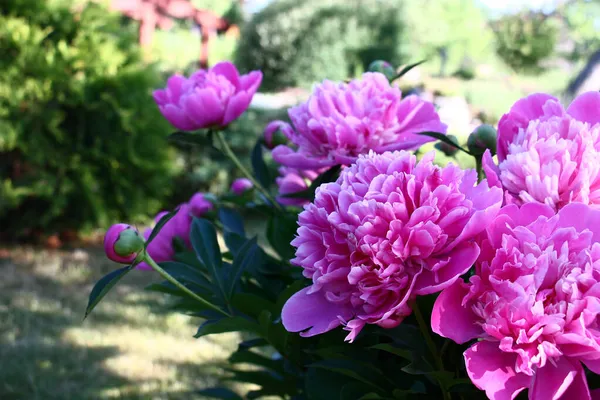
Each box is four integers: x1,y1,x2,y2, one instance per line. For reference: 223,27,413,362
0,246,239,399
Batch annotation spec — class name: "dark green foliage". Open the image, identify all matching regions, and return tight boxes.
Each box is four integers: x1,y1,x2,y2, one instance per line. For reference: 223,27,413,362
492,11,559,74
235,0,405,91
0,0,176,235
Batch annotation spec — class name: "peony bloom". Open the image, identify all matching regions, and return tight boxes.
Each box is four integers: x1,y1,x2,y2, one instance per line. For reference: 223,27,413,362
230,178,253,195
270,72,447,170
432,202,600,400
483,91,600,211
275,166,324,207
281,150,502,341
153,62,262,131
137,193,213,270
104,224,144,264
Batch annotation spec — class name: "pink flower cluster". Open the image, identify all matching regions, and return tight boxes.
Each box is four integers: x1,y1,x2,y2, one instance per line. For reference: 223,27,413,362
484,92,600,211
266,72,447,203
281,150,502,341
433,203,600,400
137,193,213,270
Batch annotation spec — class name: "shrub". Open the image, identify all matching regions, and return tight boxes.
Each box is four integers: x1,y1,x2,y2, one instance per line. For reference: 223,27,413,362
492,11,559,74
0,0,177,237
235,0,405,91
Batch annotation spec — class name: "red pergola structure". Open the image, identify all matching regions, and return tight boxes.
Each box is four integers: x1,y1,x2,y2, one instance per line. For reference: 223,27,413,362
109,0,238,69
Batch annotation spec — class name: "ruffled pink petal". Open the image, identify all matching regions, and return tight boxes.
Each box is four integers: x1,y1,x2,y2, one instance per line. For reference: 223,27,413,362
222,91,252,126
497,93,558,161
414,241,480,295
239,70,263,94
281,287,353,337
482,150,501,188
566,91,600,125
464,341,530,400
530,357,582,400
432,280,483,344
210,61,240,88
557,202,600,243
556,362,592,400
183,89,224,128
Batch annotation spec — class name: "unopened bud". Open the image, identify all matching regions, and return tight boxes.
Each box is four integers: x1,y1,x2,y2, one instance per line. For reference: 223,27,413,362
368,60,396,81
435,134,460,157
104,224,145,264
231,178,253,195
467,124,497,156
263,121,291,149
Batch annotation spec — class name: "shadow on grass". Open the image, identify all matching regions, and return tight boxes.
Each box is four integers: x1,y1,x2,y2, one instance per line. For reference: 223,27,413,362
0,246,234,399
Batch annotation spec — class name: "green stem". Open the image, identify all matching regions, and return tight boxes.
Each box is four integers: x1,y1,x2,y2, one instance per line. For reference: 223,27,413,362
143,252,231,318
412,301,451,400
475,155,484,183
214,130,284,212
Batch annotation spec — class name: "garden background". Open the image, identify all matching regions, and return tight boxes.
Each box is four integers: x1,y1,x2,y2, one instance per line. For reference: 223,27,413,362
1,0,599,398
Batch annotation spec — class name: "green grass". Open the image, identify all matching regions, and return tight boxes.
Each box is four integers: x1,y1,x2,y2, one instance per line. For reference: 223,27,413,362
0,247,238,399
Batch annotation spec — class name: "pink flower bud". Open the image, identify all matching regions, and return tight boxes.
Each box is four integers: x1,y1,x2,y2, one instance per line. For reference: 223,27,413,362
104,224,145,264
231,178,253,195
263,121,292,149
189,193,213,216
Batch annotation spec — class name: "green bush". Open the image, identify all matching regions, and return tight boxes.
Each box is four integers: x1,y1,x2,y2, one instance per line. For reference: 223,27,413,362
235,0,405,91
0,0,177,236
492,11,559,74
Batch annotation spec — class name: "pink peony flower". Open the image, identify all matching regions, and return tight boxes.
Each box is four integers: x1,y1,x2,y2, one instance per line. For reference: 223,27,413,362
270,73,447,170
137,193,213,270
104,224,144,264
153,62,262,131
483,91,600,211
275,166,324,207
230,178,253,195
432,202,600,400
281,150,502,341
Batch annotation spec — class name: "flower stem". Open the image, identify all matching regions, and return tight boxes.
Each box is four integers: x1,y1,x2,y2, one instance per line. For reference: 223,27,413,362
214,130,284,212
143,252,231,317
475,155,484,183
412,300,451,400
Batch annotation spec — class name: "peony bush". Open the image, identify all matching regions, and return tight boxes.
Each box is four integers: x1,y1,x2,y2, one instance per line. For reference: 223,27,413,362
87,60,600,400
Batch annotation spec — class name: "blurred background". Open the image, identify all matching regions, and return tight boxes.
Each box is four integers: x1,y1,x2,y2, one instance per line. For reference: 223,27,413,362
0,0,599,398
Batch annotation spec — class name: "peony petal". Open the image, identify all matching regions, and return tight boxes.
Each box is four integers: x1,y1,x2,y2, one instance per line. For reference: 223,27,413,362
159,104,196,131
557,362,592,400
557,203,600,242
414,241,480,295
183,89,224,128
165,74,187,102
530,357,581,400
222,91,252,126
464,341,530,400
431,280,483,344
566,91,600,125
210,61,240,88
482,150,501,188
239,70,263,94
497,93,558,161
281,286,352,337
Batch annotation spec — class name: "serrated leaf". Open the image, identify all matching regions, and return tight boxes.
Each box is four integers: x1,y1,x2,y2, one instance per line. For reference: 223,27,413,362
219,207,245,236
227,237,259,297
196,387,242,400
194,317,260,338
282,165,341,200
146,208,178,245
85,265,133,318
167,131,209,146
417,131,472,155
251,140,271,189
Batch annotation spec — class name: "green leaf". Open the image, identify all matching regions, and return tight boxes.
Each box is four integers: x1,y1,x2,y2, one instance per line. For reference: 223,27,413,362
370,344,412,361
282,165,341,200
309,359,387,392
218,207,245,236
251,140,271,189
194,317,260,338
196,387,242,400
266,213,298,260
146,208,178,246
416,131,472,155
167,131,209,146
238,338,268,351
223,231,246,256
305,367,353,400
392,60,426,81
159,261,213,292
231,292,275,319
229,349,281,372
227,237,259,298
190,218,226,300
84,265,133,318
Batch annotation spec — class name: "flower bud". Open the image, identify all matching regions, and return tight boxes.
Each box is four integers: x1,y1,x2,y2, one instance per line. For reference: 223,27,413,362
434,134,460,157
367,60,396,81
104,224,145,264
231,178,253,195
189,193,214,216
263,121,291,149
467,124,497,156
